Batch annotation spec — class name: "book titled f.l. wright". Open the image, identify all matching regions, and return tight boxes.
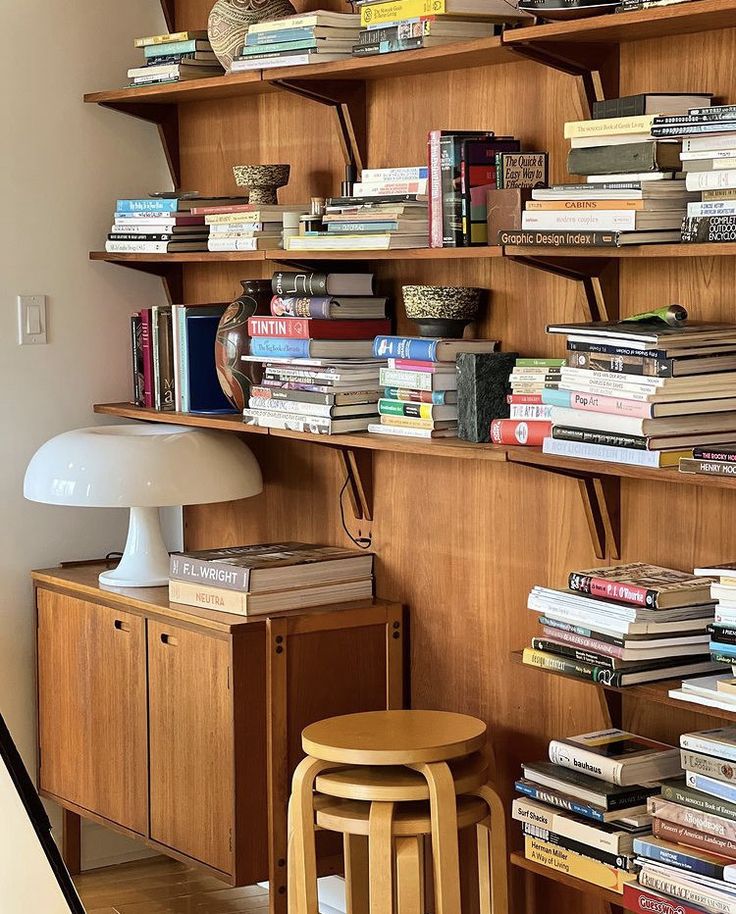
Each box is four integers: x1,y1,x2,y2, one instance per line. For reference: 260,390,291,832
169,542,374,593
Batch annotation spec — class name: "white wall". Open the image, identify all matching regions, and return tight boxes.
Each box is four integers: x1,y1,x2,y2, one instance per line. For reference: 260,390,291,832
0,1,172,868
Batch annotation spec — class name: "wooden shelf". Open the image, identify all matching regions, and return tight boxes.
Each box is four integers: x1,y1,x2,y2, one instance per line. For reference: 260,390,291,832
504,243,736,259
90,247,502,265
509,852,625,907
90,251,266,264
84,71,271,106
506,0,736,47
511,650,736,724
93,403,268,434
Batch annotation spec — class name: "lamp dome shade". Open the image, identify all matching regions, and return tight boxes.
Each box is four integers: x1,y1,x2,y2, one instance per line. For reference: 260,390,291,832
24,424,263,508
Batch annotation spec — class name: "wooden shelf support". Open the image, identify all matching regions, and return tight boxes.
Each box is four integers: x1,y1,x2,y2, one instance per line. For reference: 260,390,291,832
160,0,176,32
92,257,184,304
98,101,180,187
507,255,619,323
508,41,619,118
338,447,374,524
268,79,367,172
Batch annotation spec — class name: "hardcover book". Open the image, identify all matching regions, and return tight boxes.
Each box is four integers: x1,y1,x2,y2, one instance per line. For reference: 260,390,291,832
548,729,681,786
567,563,714,609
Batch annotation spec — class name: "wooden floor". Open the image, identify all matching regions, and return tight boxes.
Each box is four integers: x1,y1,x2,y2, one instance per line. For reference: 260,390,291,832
74,856,270,913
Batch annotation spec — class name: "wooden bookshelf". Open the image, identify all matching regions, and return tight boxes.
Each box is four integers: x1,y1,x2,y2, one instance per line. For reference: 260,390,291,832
90,251,266,264
91,247,503,265
510,853,625,908
503,243,736,259
510,651,736,724
84,70,271,106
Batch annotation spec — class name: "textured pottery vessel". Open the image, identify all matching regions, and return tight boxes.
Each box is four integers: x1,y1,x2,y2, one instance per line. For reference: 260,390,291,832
208,0,297,70
233,164,291,205
402,285,484,338
215,279,273,410
518,0,618,20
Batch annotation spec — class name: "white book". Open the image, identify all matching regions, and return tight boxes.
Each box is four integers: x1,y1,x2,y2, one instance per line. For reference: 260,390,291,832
247,11,361,33
366,423,457,439
542,436,683,469
522,210,637,231
683,135,736,153
230,52,351,71
687,170,736,191
681,725,736,761
586,172,677,184
550,406,736,437
681,149,736,162
570,133,654,149
512,799,637,856
361,167,426,181
688,202,736,217
208,237,264,251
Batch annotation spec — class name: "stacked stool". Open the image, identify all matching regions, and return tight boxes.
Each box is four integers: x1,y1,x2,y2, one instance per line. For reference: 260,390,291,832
288,710,508,914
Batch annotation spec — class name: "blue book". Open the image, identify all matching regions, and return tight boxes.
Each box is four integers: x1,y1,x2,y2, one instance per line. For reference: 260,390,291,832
710,641,736,656
327,222,399,233
383,387,450,405
541,389,572,407
116,198,180,213
250,337,311,359
514,779,605,823
246,27,322,45
372,336,496,362
184,308,236,414
633,836,736,881
239,38,320,55
145,39,202,57
686,771,736,804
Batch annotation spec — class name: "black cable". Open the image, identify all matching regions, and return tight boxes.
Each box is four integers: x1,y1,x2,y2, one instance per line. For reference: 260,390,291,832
339,473,372,550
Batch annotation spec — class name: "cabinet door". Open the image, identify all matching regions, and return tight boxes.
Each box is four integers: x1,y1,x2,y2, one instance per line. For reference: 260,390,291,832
148,620,234,875
36,589,148,835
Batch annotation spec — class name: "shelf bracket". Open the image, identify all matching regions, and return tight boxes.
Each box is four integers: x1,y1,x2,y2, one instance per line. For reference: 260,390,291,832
507,255,619,323
597,688,623,730
512,461,620,560
94,258,183,305
160,0,176,32
269,79,367,173
508,41,618,119
337,447,373,523
99,102,180,188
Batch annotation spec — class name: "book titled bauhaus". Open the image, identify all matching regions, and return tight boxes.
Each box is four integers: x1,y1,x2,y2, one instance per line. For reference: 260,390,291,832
548,729,681,786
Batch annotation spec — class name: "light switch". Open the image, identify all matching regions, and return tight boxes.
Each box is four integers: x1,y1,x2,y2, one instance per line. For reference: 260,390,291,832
18,295,47,345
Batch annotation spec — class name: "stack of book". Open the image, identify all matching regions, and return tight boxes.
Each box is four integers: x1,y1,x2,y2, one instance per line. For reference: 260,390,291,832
680,443,736,480
230,10,361,72
131,304,233,414
543,318,736,469
522,562,720,686
285,180,429,252
499,92,712,249
242,270,389,434
185,201,309,253
353,0,525,59
428,132,525,248
105,194,248,254
368,336,498,439
490,356,562,446
646,103,736,244
169,542,374,616
514,728,682,895
627,727,736,914
128,29,222,87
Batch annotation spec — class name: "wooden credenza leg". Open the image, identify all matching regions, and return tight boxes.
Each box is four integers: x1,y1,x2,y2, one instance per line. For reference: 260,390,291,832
62,809,81,876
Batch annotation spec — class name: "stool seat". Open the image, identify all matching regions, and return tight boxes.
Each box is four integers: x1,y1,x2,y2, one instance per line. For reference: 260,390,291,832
314,795,489,837
314,752,489,802
302,710,487,765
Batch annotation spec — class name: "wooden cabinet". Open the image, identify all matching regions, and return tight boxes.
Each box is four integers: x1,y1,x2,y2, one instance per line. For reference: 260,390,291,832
36,589,148,836
34,564,404,911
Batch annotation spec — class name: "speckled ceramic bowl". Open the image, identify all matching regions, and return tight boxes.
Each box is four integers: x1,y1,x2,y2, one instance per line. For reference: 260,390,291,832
232,164,290,205
402,284,483,336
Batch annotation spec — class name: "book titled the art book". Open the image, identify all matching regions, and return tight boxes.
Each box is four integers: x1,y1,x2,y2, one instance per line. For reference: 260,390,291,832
169,542,374,593
549,729,681,786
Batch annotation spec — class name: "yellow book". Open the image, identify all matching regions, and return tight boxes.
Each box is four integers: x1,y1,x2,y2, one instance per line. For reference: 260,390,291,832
526,200,645,211
362,0,446,25
524,837,635,894
563,115,656,140
134,30,209,48
380,415,455,430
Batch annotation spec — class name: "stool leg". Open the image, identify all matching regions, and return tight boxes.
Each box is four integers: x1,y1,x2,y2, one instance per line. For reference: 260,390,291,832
396,836,424,914
410,762,461,914
344,834,370,914
290,756,337,914
368,801,395,914
477,821,492,914
472,785,509,914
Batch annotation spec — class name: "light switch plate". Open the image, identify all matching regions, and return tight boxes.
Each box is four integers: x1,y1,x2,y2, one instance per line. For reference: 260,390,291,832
17,295,47,345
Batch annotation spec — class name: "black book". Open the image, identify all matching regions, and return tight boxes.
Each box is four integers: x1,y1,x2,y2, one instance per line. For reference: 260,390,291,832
520,824,633,871
531,638,709,671
593,93,713,120
652,121,736,138
326,193,427,206
271,272,374,296
522,761,660,811
553,426,649,450
439,131,492,248
567,142,682,177
130,313,144,407
709,625,736,645
682,215,736,244
693,445,736,462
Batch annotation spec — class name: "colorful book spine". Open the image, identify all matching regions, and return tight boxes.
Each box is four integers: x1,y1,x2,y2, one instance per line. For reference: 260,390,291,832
638,866,736,914
144,39,204,57
140,308,154,408
681,749,736,782
521,648,624,687
624,884,709,914
542,388,652,418
378,399,454,419
634,836,736,881
568,573,661,608
373,336,444,361
383,387,451,404
653,818,736,860
524,836,631,893
514,779,606,823
522,823,632,871
270,296,332,318
661,780,736,822
360,0,449,27
428,130,444,248
249,337,314,359
686,771,736,804
116,198,179,213
490,419,551,446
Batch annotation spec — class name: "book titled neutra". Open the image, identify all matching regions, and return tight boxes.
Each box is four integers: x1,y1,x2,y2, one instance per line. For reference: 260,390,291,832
169,542,374,593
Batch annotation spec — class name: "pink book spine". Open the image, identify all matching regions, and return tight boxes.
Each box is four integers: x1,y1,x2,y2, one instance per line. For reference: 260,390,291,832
140,308,154,409
392,359,446,372
428,130,443,248
567,390,653,418
540,626,624,659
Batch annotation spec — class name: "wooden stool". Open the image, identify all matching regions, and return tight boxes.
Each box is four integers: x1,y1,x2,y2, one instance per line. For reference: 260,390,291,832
288,710,493,914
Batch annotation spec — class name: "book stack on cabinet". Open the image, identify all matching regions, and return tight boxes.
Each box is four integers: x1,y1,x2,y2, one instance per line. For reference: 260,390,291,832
543,319,736,468
490,357,562,446
514,729,682,895
243,270,388,434
230,10,361,72
627,727,736,914
168,542,375,615
285,173,429,252
353,0,524,58
523,562,720,686
369,336,498,439
501,92,711,249
106,194,247,255
128,29,222,86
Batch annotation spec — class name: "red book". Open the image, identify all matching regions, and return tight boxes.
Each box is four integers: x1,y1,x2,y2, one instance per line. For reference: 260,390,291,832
247,316,390,340
391,359,453,373
490,419,551,446
507,394,544,404
623,883,706,914
139,308,154,409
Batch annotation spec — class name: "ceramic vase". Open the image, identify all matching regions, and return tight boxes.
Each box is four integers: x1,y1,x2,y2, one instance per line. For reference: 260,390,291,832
215,279,273,410
208,0,297,70
233,164,290,205
402,285,484,338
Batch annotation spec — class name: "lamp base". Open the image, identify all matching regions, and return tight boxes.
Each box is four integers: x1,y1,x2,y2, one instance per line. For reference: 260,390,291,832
99,506,171,589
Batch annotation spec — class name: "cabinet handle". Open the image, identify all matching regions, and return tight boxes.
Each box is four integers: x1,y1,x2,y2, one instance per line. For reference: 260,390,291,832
160,633,178,646
114,620,131,632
